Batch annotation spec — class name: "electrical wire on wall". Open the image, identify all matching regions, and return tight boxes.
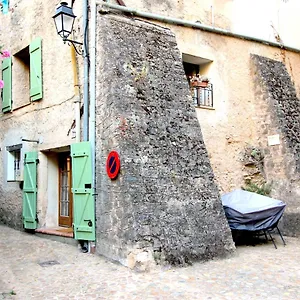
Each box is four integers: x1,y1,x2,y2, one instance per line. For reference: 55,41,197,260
68,0,89,60
84,5,90,66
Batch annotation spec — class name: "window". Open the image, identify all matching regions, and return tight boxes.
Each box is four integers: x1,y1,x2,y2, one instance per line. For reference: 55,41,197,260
182,54,213,108
6,144,22,181
14,47,30,108
191,83,213,107
1,37,43,113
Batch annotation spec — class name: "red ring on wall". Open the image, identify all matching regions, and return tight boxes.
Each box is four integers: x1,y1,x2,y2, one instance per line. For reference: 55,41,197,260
106,151,120,179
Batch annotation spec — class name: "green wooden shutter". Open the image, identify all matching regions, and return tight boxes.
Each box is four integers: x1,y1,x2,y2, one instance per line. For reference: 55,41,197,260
29,37,43,101
2,57,12,113
71,142,95,241
22,152,38,229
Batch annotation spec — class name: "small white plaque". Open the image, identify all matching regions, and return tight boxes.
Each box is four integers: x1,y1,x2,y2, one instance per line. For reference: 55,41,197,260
268,134,280,146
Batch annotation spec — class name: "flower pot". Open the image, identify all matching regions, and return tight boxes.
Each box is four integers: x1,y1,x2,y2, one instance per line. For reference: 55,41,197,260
191,81,209,88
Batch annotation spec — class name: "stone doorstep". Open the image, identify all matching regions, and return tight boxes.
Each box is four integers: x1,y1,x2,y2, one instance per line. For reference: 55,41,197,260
35,227,74,238
34,228,96,252
34,227,78,247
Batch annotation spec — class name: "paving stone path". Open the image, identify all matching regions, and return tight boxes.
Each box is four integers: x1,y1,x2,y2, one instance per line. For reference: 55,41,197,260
1,224,300,299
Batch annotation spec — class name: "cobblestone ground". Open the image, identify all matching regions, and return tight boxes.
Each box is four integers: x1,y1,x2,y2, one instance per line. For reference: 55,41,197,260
1,225,300,299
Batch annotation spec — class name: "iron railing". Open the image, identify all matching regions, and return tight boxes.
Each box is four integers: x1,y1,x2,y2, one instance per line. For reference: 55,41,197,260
191,83,213,107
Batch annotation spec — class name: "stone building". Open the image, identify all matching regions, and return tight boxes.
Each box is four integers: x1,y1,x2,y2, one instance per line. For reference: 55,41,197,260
118,0,300,237
1,0,300,267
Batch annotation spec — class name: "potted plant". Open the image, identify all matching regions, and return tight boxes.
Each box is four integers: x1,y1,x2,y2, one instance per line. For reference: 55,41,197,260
189,74,210,87
0,47,11,89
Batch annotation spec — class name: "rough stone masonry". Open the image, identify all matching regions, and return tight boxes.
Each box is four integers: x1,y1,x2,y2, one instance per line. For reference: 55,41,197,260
252,54,300,236
95,14,234,268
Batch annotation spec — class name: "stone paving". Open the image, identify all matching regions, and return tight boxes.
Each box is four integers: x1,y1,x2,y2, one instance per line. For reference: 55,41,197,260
1,224,300,299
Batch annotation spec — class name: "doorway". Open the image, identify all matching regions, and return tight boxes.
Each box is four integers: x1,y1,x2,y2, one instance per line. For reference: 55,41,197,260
58,153,73,227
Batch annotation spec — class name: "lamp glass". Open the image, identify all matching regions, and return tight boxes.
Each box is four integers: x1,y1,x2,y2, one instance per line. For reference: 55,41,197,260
61,14,75,38
54,14,63,35
53,2,76,40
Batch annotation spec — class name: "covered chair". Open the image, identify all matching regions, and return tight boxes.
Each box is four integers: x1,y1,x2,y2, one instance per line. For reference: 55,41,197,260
221,189,286,248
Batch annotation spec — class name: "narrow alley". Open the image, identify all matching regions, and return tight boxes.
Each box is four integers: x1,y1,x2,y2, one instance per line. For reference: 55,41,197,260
1,225,299,299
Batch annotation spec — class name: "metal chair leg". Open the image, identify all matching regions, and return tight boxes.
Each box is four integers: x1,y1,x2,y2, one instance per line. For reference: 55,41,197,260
267,231,277,249
276,226,286,246
263,230,268,243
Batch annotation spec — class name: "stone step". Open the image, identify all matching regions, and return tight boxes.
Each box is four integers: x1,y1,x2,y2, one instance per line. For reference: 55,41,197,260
34,227,79,247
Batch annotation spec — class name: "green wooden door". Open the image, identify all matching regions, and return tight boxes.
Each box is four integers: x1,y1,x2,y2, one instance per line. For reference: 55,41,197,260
71,142,95,241
22,152,38,229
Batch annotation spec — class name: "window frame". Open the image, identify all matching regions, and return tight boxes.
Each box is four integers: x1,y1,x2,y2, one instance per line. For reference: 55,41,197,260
6,144,23,182
191,83,214,108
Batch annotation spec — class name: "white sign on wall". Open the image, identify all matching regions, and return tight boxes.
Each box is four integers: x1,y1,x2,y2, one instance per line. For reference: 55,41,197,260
267,134,280,146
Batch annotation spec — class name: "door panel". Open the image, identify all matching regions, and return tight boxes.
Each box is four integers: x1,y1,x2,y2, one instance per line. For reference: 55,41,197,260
71,142,95,241
58,154,73,227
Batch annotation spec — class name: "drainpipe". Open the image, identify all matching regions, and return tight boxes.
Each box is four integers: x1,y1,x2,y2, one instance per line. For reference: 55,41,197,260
96,1,300,54
83,0,89,141
90,0,96,205
70,39,81,143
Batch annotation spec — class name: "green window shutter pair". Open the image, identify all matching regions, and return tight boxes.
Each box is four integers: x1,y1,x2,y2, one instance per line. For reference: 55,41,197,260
1,37,43,113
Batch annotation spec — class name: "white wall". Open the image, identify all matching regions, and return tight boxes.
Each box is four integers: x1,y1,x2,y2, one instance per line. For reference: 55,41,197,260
231,0,300,48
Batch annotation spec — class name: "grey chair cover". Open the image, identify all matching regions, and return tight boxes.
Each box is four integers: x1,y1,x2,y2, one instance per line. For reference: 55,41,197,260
221,189,286,231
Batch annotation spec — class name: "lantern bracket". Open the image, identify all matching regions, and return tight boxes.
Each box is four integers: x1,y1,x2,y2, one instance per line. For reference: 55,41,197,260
63,38,84,55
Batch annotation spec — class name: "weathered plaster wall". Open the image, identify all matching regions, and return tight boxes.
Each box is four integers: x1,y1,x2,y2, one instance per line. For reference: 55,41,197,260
105,0,233,29
95,15,234,267
231,0,300,49
166,25,300,201
169,8,300,236
0,0,84,228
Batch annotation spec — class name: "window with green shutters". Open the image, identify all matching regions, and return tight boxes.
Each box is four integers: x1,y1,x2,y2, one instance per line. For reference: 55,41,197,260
1,37,43,113
1,57,12,113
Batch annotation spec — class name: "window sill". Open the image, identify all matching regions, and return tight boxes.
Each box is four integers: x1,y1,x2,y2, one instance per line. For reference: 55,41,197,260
7,180,23,183
13,102,31,112
195,105,215,110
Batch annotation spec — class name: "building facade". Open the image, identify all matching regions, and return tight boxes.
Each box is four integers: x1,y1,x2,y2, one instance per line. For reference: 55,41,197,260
1,0,300,267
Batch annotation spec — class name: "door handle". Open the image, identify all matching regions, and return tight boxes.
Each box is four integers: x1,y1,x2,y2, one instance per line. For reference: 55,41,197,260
84,219,93,227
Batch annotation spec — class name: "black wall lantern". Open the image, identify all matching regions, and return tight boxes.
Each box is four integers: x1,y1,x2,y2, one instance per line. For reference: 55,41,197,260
53,2,83,55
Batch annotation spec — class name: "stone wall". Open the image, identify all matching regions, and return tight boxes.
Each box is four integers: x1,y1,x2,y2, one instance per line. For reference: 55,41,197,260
0,183,23,228
95,15,234,267
252,54,300,236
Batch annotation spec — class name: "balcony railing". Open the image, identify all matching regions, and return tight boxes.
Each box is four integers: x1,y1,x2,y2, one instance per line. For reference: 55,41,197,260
191,83,213,108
